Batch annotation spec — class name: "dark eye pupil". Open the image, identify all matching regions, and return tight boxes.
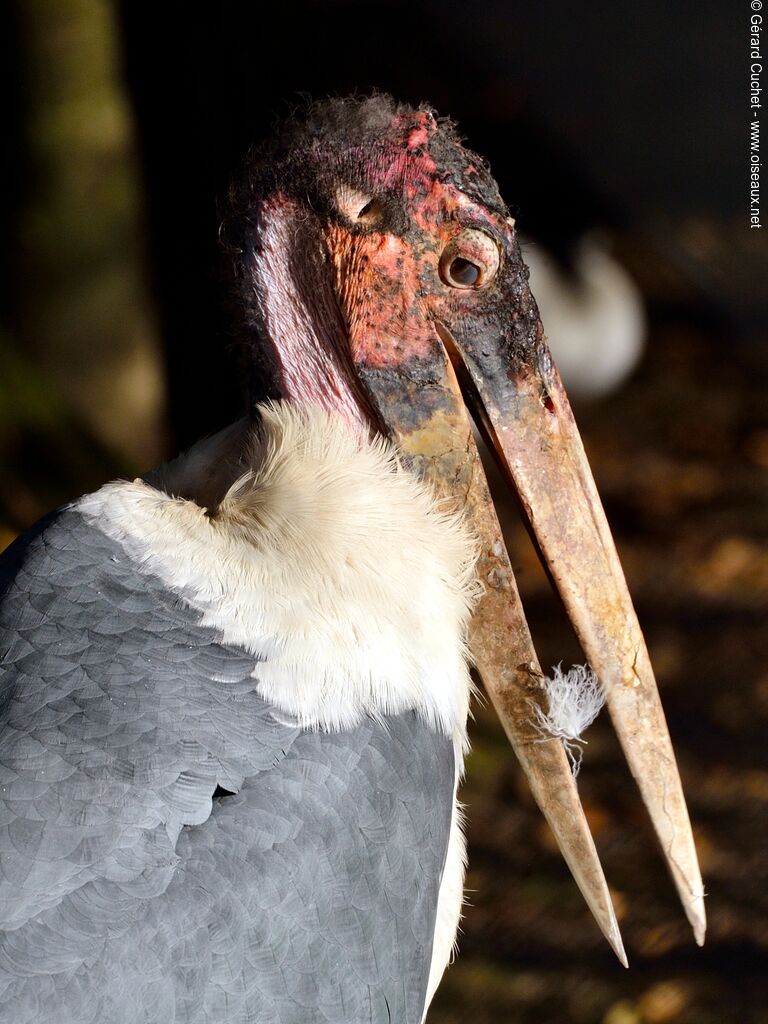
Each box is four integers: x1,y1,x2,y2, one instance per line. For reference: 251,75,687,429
449,257,480,286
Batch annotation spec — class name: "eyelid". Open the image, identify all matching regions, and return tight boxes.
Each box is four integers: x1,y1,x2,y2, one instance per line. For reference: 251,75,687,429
452,208,507,234
452,215,511,254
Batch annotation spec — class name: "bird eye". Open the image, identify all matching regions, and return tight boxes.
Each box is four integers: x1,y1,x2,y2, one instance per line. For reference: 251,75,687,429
445,257,481,287
439,228,500,289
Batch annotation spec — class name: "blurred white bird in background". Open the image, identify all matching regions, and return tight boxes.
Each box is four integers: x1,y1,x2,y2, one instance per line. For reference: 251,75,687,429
524,234,646,399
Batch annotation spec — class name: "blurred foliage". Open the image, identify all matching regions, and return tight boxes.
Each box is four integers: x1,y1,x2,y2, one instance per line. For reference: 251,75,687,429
2,0,164,503
0,328,133,536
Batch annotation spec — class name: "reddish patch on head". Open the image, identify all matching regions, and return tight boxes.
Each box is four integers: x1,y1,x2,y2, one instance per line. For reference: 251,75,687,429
327,157,508,372
244,99,516,390
232,98,523,418
328,224,435,370
399,110,436,152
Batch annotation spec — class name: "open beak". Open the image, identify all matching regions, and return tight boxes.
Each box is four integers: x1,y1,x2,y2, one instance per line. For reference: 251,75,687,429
357,312,705,964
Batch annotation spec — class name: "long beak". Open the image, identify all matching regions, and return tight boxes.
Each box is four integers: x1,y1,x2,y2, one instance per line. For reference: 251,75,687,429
361,314,705,962
362,342,626,962
435,322,706,951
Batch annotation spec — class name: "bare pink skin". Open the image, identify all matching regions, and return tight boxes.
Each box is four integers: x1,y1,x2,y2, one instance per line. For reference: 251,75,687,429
252,196,370,424
251,108,515,423
325,113,513,372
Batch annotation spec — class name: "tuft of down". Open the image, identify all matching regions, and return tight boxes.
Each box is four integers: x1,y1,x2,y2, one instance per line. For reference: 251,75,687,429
530,664,606,775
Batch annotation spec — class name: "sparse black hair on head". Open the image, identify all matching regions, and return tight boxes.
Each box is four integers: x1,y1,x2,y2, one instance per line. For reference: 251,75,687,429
225,92,505,230
258,93,415,161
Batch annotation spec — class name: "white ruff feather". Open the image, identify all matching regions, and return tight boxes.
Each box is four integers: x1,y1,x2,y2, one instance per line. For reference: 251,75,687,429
424,791,467,1015
78,401,479,752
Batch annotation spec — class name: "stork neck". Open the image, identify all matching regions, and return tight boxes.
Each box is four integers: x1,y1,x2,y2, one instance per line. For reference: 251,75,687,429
250,196,369,427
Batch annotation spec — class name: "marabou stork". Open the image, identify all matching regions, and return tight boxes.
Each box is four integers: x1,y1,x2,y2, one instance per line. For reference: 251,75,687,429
0,96,704,1023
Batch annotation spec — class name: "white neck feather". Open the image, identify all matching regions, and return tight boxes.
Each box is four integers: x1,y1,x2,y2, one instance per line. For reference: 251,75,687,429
79,402,478,753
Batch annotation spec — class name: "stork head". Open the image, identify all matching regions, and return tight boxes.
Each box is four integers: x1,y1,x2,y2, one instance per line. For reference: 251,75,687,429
225,95,705,961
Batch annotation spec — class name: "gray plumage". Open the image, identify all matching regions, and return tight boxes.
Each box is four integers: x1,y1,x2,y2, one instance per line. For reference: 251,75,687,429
0,508,454,1023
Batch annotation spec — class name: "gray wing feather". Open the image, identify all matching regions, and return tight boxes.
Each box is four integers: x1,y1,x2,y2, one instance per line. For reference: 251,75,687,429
0,507,454,1023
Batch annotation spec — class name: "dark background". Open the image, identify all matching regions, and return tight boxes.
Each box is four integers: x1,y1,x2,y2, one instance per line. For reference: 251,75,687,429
1,3,767,1022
